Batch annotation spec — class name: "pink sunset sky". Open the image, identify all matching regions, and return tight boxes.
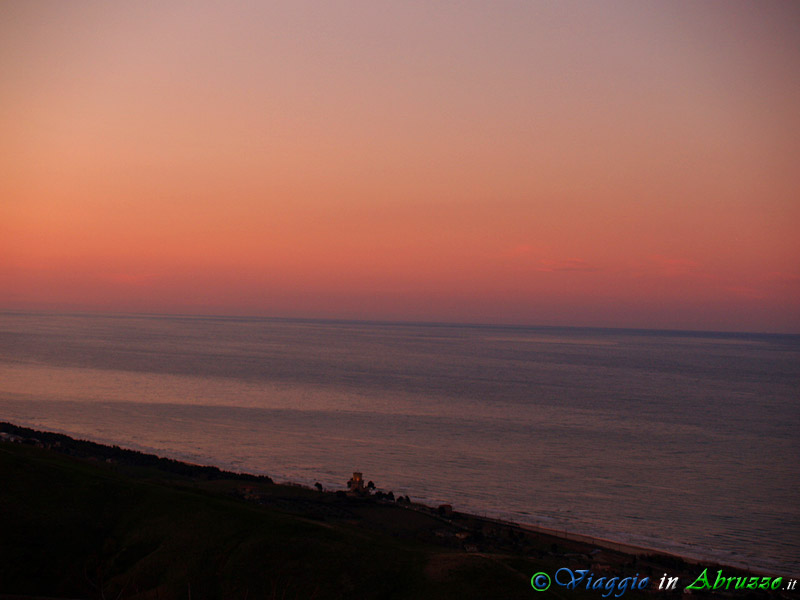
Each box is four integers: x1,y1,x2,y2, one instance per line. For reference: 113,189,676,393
1,1,799,332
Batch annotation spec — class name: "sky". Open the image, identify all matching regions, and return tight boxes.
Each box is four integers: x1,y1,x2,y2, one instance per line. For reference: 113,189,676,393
1,1,799,333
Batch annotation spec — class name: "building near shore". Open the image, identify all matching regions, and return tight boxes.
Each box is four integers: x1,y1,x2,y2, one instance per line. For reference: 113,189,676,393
347,472,365,494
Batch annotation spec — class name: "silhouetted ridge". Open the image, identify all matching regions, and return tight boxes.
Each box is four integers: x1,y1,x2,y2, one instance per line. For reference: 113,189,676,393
0,421,272,483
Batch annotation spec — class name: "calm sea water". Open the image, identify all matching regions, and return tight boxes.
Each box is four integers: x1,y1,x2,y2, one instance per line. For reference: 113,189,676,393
1,312,798,574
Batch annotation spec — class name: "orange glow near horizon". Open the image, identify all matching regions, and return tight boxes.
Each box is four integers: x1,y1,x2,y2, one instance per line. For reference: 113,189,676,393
2,2,799,332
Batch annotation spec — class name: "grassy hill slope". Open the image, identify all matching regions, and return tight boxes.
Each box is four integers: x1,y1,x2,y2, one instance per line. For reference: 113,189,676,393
0,438,540,599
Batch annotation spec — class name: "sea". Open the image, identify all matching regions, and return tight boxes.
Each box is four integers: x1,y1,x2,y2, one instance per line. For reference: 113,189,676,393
0,312,798,575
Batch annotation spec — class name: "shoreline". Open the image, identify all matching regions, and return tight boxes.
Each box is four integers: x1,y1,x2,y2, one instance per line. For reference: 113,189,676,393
273,469,790,578
2,420,791,583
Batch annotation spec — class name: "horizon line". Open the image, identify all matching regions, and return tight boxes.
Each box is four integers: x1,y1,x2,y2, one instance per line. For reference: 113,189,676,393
2,307,798,338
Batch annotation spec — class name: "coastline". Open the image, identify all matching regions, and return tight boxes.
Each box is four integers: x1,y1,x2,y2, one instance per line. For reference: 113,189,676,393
4,413,788,578
2,419,793,598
